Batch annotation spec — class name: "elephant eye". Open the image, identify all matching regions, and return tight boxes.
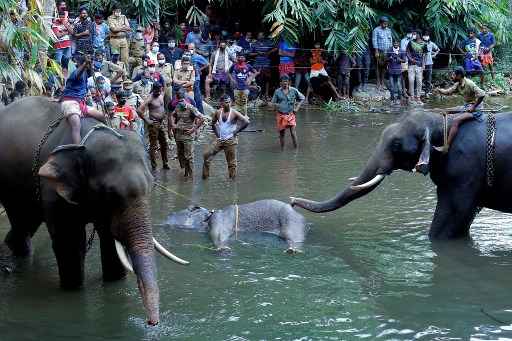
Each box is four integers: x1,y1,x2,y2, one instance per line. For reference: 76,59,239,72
391,138,402,152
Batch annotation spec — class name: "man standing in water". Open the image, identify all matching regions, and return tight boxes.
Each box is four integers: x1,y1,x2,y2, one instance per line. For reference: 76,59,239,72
432,67,485,154
271,75,305,150
169,88,204,178
138,83,170,170
202,95,249,180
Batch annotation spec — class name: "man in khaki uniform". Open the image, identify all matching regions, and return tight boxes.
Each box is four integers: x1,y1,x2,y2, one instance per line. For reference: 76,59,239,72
156,52,174,106
169,89,204,178
107,4,131,68
129,26,146,74
173,55,195,98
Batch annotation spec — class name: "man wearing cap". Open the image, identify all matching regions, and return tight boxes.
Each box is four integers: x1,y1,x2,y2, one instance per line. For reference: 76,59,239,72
202,94,249,179
129,26,146,74
432,67,486,154
169,88,204,178
107,4,131,68
123,80,142,108
372,16,393,91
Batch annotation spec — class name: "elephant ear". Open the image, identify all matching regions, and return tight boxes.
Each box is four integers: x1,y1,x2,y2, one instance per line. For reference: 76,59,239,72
415,128,432,175
38,145,87,205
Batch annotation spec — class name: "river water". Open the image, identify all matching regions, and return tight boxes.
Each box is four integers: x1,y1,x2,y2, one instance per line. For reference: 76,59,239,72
2,99,512,340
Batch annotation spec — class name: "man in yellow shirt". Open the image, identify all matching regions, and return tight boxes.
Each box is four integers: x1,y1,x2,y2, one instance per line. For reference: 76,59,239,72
433,67,485,153
107,4,131,68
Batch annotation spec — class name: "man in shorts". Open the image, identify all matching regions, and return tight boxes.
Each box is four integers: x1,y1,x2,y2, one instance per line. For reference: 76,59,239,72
271,75,305,151
61,53,105,144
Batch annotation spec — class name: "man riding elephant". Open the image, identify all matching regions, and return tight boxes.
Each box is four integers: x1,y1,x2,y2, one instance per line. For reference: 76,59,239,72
291,105,510,240
0,97,188,325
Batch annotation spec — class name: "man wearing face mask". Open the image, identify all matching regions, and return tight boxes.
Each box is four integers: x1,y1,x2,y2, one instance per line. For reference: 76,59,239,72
73,6,95,55
129,26,146,74
400,27,414,97
107,4,131,68
133,69,154,100
422,30,439,96
406,29,427,104
164,38,183,66
156,52,174,106
147,42,160,64
173,55,195,98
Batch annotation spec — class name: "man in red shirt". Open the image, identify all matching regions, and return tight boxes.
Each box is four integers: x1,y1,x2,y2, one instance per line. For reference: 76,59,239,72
113,91,137,130
52,11,73,77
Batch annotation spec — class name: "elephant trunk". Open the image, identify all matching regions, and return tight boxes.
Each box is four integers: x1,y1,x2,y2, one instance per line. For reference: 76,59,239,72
291,150,391,213
115,197,160,326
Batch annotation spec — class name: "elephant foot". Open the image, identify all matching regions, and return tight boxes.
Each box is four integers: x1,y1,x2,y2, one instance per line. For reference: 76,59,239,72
4,230,32,257
215,246,232,256
284,247,303,255
0,243,15,274
414,162,429,175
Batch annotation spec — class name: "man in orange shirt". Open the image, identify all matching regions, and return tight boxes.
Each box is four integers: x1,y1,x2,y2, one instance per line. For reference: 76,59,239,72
113,91,137,130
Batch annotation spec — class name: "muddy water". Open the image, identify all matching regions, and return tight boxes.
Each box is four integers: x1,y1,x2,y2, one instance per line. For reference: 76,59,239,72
2,99,512,340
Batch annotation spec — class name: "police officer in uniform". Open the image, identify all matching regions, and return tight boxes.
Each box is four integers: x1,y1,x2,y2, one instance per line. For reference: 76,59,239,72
129,26,146,74
156,52,174,106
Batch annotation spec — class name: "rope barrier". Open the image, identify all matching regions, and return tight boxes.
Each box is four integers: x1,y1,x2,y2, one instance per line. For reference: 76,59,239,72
153,181,191,200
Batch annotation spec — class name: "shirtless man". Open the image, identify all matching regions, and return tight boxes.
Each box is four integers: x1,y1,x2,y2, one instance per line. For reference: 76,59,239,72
202,94,249,179
138,83,169,170
169,88,204,178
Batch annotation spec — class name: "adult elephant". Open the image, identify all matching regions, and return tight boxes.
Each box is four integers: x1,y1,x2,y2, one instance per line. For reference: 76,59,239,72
291,110,510,239
0,97,187,325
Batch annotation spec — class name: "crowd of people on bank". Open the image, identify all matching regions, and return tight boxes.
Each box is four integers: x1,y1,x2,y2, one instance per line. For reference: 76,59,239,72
1,4,498,176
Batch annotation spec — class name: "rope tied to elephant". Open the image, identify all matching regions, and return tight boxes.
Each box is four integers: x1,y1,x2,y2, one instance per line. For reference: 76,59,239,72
486,112,497,188
32,115,65,203
234,204,239,241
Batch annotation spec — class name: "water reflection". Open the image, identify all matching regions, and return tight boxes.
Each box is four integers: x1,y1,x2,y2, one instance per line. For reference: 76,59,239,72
2,101,512,339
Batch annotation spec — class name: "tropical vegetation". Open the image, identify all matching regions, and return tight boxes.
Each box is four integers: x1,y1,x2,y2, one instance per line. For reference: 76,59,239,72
1,0,511,91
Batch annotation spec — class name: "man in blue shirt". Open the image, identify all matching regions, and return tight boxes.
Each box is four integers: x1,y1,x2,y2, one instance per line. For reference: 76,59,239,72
188,43,210,114
185,25,202,46
93,13,109,53
251,32,276,99
228,54,257,115
372,16,393,91
478,24,496,81
61,54,106,144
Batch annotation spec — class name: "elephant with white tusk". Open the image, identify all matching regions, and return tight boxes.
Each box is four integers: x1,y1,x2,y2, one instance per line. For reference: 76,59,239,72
291,110,512,240
0,97,188,326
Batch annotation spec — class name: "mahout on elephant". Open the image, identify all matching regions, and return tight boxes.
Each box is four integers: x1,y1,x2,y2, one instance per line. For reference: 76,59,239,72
291,110,511,239
0,96,188,325
164,199,307,253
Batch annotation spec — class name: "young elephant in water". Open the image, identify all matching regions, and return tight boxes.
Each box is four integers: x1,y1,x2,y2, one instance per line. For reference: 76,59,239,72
165,200,307,253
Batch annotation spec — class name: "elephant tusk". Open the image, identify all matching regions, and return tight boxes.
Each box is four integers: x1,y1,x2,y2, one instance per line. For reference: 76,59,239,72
350,174,385,190
348,177,358,182
153,238,190,265
114,240,134,273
